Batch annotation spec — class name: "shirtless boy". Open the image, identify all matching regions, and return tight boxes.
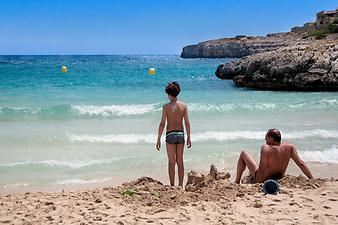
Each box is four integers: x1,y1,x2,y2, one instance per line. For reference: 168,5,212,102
156,81,191,187
234,129,313,183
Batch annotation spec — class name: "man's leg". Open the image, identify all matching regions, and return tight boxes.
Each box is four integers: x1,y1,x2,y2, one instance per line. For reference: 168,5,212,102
234,151,258,184
166,143,176,186
176,143,185,187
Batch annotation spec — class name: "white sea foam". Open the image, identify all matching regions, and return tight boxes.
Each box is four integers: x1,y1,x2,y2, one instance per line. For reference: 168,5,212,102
194,129,338,141
71,104,159,116
69,134,157,144
54,177,113,185
300,145,338,164
188,103,278,112
0,158,120,169
1,99,338,119
69,129,338,144
192,131,265,142
188,100,337,112
3,183,29,189
319,99,338,105
284,130,338,139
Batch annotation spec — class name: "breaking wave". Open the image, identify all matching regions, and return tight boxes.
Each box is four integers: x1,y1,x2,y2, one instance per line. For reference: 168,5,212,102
0,158,121,169
69,129,338,144
54,177,113,185
1,98,337,120
301,145,338,164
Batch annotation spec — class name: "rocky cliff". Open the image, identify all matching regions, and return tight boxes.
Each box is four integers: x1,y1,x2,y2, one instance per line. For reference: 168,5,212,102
183,9,338,91
180,33,302,58
181,9,338,59
215,40,338,91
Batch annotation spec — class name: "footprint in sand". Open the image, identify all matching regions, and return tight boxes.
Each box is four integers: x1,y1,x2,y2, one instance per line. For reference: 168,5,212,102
301,197,313,202
0,217,11,223
289,202,300,207
276,218,293,222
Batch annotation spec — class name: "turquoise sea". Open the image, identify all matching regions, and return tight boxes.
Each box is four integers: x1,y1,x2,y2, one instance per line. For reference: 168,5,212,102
1,55,338,192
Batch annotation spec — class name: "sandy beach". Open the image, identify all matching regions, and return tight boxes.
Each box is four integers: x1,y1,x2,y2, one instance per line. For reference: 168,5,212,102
1,166,338,225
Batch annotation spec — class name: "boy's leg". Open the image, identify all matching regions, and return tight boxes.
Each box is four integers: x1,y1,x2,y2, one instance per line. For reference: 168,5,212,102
234,151,258,184
166,143,176,186
176,143,185,187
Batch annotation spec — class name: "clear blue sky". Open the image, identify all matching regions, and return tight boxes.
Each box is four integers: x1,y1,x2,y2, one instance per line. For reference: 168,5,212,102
0,0,337,55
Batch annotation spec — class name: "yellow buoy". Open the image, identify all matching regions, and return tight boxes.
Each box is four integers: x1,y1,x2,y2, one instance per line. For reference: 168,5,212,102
149,68,155,75
61,66,68,73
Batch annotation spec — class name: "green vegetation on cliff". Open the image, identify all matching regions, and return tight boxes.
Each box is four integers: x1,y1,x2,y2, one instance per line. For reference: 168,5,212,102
309,20,338,39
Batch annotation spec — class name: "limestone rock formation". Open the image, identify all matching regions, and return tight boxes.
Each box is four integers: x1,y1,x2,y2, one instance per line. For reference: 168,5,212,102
180,33,299,58
181,9,338,59
182,8,338,91
215,41,338,91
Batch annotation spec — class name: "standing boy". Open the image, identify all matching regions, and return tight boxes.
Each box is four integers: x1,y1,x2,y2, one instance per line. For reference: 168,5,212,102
156,81,191,187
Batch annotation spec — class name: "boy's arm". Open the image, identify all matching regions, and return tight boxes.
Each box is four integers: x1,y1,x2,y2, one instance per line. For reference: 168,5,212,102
156,106,166,151
183,106,191,148
290,145,313,179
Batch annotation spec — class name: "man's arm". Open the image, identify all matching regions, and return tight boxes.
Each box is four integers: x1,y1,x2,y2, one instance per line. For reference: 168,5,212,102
183,105,191,148
156,106,166,151
255,145,268,183
290,145,313,179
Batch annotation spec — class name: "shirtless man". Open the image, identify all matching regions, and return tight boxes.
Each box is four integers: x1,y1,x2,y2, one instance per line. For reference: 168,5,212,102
234,129,313,184
156,81,191,187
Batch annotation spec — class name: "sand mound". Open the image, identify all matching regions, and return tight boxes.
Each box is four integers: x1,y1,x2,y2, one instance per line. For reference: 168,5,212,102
185,164,231,191
118,165,259,208
280,175,325,190
117,166,328,209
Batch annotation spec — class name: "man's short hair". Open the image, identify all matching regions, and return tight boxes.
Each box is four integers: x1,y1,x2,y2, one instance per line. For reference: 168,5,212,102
267,129,281,143
165,81,180,97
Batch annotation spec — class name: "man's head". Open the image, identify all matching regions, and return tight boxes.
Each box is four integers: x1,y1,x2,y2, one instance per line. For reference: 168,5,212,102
265,129,281,145
165,81,180,99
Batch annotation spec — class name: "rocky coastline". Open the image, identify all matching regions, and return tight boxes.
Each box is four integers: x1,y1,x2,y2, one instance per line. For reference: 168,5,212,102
182,9,338,91
215,39,338,91
181,33,304,58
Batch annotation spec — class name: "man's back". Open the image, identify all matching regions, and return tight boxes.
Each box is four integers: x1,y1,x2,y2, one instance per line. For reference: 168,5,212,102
234,129,313,184
164,101,186,131
256,143,294,182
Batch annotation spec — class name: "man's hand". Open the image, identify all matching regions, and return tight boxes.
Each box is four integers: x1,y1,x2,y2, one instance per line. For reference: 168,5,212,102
156,139,161,151
187,137,191,148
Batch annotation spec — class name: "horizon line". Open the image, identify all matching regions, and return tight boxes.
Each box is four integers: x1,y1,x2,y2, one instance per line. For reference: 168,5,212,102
0,54,183,56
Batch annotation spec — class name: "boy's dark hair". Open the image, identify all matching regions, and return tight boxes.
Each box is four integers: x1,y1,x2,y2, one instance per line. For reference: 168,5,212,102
165,81,180,97
267,129,281,143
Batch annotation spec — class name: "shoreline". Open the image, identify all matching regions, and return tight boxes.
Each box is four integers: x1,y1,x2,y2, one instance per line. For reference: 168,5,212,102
2,162,338,194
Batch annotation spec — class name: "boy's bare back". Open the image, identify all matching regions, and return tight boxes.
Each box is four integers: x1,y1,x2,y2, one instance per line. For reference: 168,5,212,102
163,101,187,131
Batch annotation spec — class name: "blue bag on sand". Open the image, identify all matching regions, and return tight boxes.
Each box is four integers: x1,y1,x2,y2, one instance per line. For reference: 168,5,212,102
262,179,280,195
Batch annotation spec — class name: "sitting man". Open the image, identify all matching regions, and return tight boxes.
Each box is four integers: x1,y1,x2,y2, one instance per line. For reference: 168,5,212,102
234,129,313,183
